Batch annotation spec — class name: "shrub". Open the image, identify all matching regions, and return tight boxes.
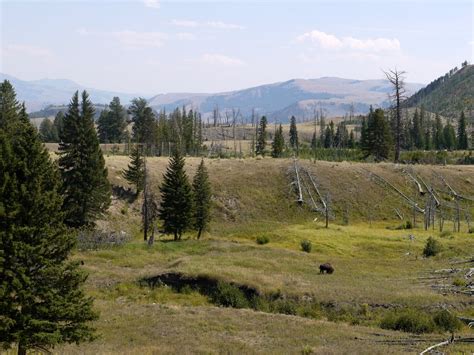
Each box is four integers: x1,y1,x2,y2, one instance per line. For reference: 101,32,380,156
380,308,435,334
423,237,441,257
256,235,270,245
440,230,452,238
404,220,413,229
211,282,249,309
452,278,467,287
301,240,312,253
469,227,474,234
433,310,462,332
272,298,297,315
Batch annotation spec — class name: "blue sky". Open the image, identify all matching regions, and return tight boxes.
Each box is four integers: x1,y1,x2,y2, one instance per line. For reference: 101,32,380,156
1,0,473,94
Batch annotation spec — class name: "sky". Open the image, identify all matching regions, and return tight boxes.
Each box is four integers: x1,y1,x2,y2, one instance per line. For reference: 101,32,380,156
1,0,473,95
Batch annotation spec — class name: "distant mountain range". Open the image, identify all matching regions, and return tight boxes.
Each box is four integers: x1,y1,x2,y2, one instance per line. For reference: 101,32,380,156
405,64,473,118
147,78,424,121
1,72,424,120
0,73,141,113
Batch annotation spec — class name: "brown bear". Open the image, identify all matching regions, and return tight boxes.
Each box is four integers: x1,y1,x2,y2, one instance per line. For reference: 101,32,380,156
319,263,334,274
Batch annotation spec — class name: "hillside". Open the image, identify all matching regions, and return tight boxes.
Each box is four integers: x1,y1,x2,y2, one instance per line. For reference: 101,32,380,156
55,156,474,354
148,77,424,121
405,63,473,118
0,73,141,112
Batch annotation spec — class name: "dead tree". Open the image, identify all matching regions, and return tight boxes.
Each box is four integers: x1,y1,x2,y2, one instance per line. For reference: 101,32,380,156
383,69,406,162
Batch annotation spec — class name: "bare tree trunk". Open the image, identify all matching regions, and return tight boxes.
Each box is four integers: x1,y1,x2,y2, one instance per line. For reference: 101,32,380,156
383,69,406,162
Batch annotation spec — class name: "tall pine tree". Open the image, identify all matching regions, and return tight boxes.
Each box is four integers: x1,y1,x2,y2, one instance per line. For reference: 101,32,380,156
457,111,468,149
271,124,285,158
0,83,97,354
158,150,193,240
256,116,267,156
192,159,212,239
289,116,299,154
122,145,145,195
58,91,111,227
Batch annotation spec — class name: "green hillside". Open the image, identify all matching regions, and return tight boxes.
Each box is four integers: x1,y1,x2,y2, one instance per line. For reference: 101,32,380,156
406,63,473,118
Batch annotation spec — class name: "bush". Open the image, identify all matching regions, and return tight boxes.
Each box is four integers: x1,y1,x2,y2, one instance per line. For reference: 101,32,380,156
433,310,462,332
452,278,467,287
380,308,435,334
469,227,474,234
423,237,441,257
211,282,249,309
256,235,269,245
301,240,312,253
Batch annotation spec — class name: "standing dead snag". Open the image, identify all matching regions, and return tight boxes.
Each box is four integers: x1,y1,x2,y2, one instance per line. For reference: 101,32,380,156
383,68,406,163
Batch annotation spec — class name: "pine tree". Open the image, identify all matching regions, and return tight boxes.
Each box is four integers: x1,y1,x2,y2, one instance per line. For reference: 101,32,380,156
457,111,468,149
256,116,267,156
98,97,127,143
122,145,145,195
311,132,317,150
365,108,392,160
360,116,369,154
0,87,97,354
53,111,65,140
412,109,425,149
58,91,111,227
271,124,285,158
158,149,193,240
192,159,211,239
289,116,299,154
0,80,21,130
39,117,58,142
348,130,355,148
434,113,444,149
129,98,156,149
443,121,456,150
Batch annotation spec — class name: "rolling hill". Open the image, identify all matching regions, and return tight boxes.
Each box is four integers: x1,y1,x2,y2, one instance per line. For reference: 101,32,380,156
2,72,424,120
405,63,473,118
148,77,424,121
0,73,141,112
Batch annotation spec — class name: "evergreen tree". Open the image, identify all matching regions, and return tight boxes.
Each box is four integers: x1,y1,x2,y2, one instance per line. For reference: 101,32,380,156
457,111,468,149
256,116,267,156
424,119,433,150
348,130,355,148
271,124,285,158
158,150,193,240
324,121,335,148
319,112,326,147
412,109,425,149
39,117,58,142
289,116,299,154
129,98,156,148
122,145,145,195
0,80,21,130
360,116,369,153
434,113,444,149
192,159,211,239
58,91,111,227
53,111,65,140
365,108,392,160
443,121,456,150
0,88,97,354
97,97,127,143
311,132,317,150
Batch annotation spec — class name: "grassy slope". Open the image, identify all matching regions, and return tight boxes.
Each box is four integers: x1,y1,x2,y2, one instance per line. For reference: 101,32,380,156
56,156,474,354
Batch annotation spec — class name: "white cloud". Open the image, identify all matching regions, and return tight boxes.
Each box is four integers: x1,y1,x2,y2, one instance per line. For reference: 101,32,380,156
297,30,400,52
201,53,245,66
143,0,160,9
4,44,53,58
171,19,245,30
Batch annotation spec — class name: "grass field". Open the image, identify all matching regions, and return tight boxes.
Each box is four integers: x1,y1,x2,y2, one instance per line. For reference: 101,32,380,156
46,156,474,354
